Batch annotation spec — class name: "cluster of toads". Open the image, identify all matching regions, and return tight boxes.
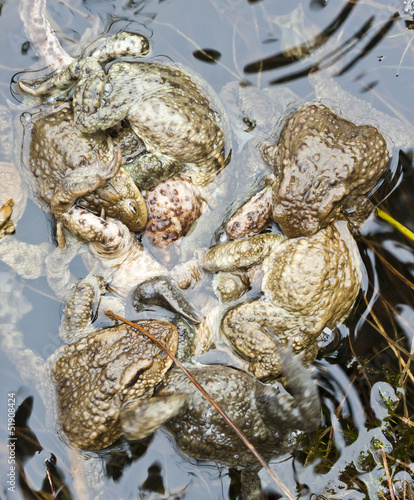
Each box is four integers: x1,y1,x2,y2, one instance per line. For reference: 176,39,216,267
0,29,390,479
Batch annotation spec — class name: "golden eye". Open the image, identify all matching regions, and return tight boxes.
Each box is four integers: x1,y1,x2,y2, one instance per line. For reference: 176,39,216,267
129,201,138,215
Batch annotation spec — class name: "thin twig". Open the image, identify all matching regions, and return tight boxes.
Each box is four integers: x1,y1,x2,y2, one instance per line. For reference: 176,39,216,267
381,450,396,500
363,295,414,385
105,310,295,500
385,452,414,471
362,239,414,292
44,460,58,500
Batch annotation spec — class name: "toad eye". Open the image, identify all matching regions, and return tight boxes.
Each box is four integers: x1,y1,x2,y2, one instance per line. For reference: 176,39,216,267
129,201,139,215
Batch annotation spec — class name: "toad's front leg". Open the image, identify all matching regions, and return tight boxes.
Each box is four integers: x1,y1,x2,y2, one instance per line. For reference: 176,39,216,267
51,148,122,219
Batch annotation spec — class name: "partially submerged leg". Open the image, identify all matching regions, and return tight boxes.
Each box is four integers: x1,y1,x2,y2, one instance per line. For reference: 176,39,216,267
203,233,285,273
121,394,189,441
132,275,203,324
255,347,321,433
18,57,103,99
90,32,150,64
60,275,107,343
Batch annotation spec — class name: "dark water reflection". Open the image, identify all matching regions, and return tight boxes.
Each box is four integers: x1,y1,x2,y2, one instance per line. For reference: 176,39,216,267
0,0,413,498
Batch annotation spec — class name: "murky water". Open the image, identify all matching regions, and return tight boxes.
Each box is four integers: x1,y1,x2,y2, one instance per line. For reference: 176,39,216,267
0,0,413,499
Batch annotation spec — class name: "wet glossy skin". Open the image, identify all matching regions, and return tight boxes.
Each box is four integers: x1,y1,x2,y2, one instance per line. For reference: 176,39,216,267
41,273,179,451
145,176,206,248
53,316,178,450
262,103,390,238
20,32,231,189
121,349,321,469
0,266,179,451
24,103,148,234
203,221,362,379
203,101,388,377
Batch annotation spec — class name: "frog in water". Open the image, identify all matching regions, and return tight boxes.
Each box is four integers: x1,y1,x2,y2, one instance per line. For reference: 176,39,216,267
19,31,231,189
261,102,390,238
203,221,362,379
0,270,179,451
21,101,205,248
217,86,390,242
46,212,204,325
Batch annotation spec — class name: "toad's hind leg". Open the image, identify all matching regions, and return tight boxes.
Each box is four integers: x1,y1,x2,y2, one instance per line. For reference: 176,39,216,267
74,96,130,134
203,233,285,273
255,348,321,432
60,275,107,344
221,300,319,380
90,32,150,64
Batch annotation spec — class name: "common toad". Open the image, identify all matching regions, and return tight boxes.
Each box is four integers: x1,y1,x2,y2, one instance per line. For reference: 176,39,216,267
121,348,321,467
22,103,148,235
19,32,231,189
0,271,179,451
203,221,362,379
262,103,390,238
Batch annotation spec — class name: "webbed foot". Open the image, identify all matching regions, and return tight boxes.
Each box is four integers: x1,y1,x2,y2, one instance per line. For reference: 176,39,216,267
255,347,321,434
121,394,189,441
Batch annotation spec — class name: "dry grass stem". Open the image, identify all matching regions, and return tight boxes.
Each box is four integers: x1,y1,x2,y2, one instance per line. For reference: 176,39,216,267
381,450,396,500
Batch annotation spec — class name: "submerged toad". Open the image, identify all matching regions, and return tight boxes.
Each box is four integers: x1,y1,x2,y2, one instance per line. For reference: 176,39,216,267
203,221,362,379
46,215,203,322
122,351,321,468
22,103,148,236
19,31,231,189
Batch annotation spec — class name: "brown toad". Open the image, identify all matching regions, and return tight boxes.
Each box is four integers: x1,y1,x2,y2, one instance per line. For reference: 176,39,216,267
22,103,148,237
261,103,390,238
53,313,178,450
0,271,178,451
19,32,231,189
203,221,362,379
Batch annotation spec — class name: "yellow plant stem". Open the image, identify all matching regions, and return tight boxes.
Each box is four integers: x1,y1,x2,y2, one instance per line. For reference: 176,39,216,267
377,208,414,242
